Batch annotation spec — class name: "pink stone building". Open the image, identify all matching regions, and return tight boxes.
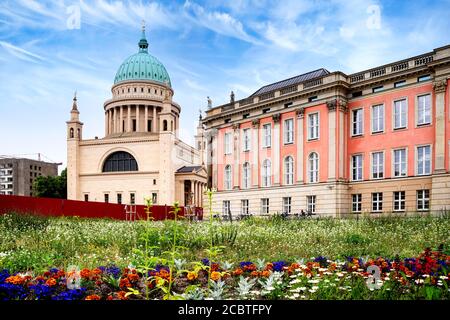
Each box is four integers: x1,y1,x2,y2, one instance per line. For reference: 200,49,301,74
202,45,450,217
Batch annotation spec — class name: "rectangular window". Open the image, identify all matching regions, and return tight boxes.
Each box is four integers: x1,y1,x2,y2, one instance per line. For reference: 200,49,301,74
224,133,232,154
84,194,89,202
261,198,269,214
308,113,319,140
307,195,316,213
417,190,430,211
394,80,406,88
308,96,318,102
372,104,384,133
152,193,157,204
117,193,122,204
372,86,384,93
393,99,407,129
243,113,250,119
417,94,431,125
352,108,363,136
372,152,384,179
417,145,431,175
352,194,362,213
418,74,431,82
282,197,292,214
132,119,136,132
372,192,383,212
262,108,270,114
263,124,271,147
223,200,231,215
241,199,249,215
147,120,152,132
284,119,294,144
352,154,363,181
130,193,135,205
104,194,109,203
242,128,251,151
393,191,405,211
393,149,407,177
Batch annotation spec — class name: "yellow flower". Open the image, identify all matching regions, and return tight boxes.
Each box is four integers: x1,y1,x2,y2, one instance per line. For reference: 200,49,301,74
210,271,221,281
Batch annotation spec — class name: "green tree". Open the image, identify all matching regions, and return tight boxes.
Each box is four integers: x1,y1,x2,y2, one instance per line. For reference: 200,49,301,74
33,168,67,199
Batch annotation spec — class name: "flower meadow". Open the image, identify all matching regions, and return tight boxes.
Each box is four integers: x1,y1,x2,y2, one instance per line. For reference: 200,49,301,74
0,247,448,300
0,208,449,300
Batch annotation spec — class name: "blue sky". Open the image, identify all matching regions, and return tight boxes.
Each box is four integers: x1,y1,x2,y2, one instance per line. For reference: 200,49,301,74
1,0,450,169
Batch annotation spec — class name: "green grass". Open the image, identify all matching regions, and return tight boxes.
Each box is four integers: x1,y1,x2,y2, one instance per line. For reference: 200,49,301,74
0,212,449,273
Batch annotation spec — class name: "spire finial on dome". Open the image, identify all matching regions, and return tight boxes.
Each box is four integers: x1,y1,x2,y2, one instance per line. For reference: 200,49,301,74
72,90,78,111
138,20,149,53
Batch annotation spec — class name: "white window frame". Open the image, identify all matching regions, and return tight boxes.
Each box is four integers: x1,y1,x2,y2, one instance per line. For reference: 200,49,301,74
307,112,320,140
371,151,384,179
282,197,292,214
261,198,269,214
224,165,232,190
241,199,249,215
242,128,251,152
417,189,430,211
416,145,432,176
351,154,363,181
224,132,232,155
262,124,272,148
371,104,384,133
223,200,231,215
416,94,431,126
262,159,271,187
393,191,405,212
308,152,319,183
307,195,316,213
284,118,294,144
392,148,408,178
352,194,362,213
372,192,383,212
242,162,251,189
393,98,408,130
284,156,294,185
351,108,364,136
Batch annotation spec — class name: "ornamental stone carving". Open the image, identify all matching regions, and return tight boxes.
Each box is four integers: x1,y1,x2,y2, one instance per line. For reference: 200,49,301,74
272,113,281,123
433,79,447,94
338,99,348,113
295,107,305,118
252,119,260,128
232,123,240,131
326,99,337,112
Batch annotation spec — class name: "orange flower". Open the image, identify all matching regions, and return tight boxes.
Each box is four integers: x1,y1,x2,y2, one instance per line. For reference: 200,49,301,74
250,271,260,277
80,268,91,279
233,268,243,276
45,278,57,286
210,271,221,281
159,269,170,280
119,278,131,288
261,270,271,278
127,273,139,283
117,291,128,300
264,263,273,271
92,268,102,276
187,272,198,281
85,294,101,300
5,276,25,285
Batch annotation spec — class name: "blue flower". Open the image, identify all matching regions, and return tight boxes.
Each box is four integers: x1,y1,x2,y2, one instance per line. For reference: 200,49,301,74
29,284,55,300
49,268,59,274
52,288,86,300
0,270,10,283
272,261,287,272
239,261,253,268
201,258,210,266
105,265,121,279
0,283,28,300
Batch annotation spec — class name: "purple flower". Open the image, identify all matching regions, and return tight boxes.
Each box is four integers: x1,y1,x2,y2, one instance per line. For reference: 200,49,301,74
272,261,287,272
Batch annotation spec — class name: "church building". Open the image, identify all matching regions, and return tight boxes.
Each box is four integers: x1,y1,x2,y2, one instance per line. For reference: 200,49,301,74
66,27,207,206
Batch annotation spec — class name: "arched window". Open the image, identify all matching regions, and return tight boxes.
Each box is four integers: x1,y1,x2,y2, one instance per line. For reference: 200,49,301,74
77,128,81,139
224,165,232,190
284,156,294,185
163,120,168,131
308,152,319,183
262,159,271,187
70,128,74,138
242,162,251,189
102,151,138,172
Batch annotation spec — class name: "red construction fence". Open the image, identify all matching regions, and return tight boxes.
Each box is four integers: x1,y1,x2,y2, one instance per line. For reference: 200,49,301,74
0,194,203,221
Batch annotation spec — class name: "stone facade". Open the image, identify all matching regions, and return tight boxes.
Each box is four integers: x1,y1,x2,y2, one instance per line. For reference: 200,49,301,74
203,45,450,217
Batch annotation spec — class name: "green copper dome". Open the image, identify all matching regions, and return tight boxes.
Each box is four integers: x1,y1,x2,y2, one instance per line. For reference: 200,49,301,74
114,28,171,87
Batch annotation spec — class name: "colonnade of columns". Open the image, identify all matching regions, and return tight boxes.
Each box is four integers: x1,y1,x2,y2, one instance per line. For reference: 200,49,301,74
105,105,158,135
190,180,207,207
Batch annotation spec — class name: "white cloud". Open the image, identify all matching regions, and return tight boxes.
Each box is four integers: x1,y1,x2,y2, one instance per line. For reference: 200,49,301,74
0,41,47,63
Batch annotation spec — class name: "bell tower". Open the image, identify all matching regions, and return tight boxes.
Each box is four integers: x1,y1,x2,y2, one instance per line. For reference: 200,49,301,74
194,110,206,164
66,92,83,200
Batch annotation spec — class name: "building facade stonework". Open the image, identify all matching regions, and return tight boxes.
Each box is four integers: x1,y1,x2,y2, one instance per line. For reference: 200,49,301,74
203,45,450,217
66,29,207,206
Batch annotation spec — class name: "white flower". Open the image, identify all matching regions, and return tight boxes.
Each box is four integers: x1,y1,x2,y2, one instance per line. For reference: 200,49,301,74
308,279,320,284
